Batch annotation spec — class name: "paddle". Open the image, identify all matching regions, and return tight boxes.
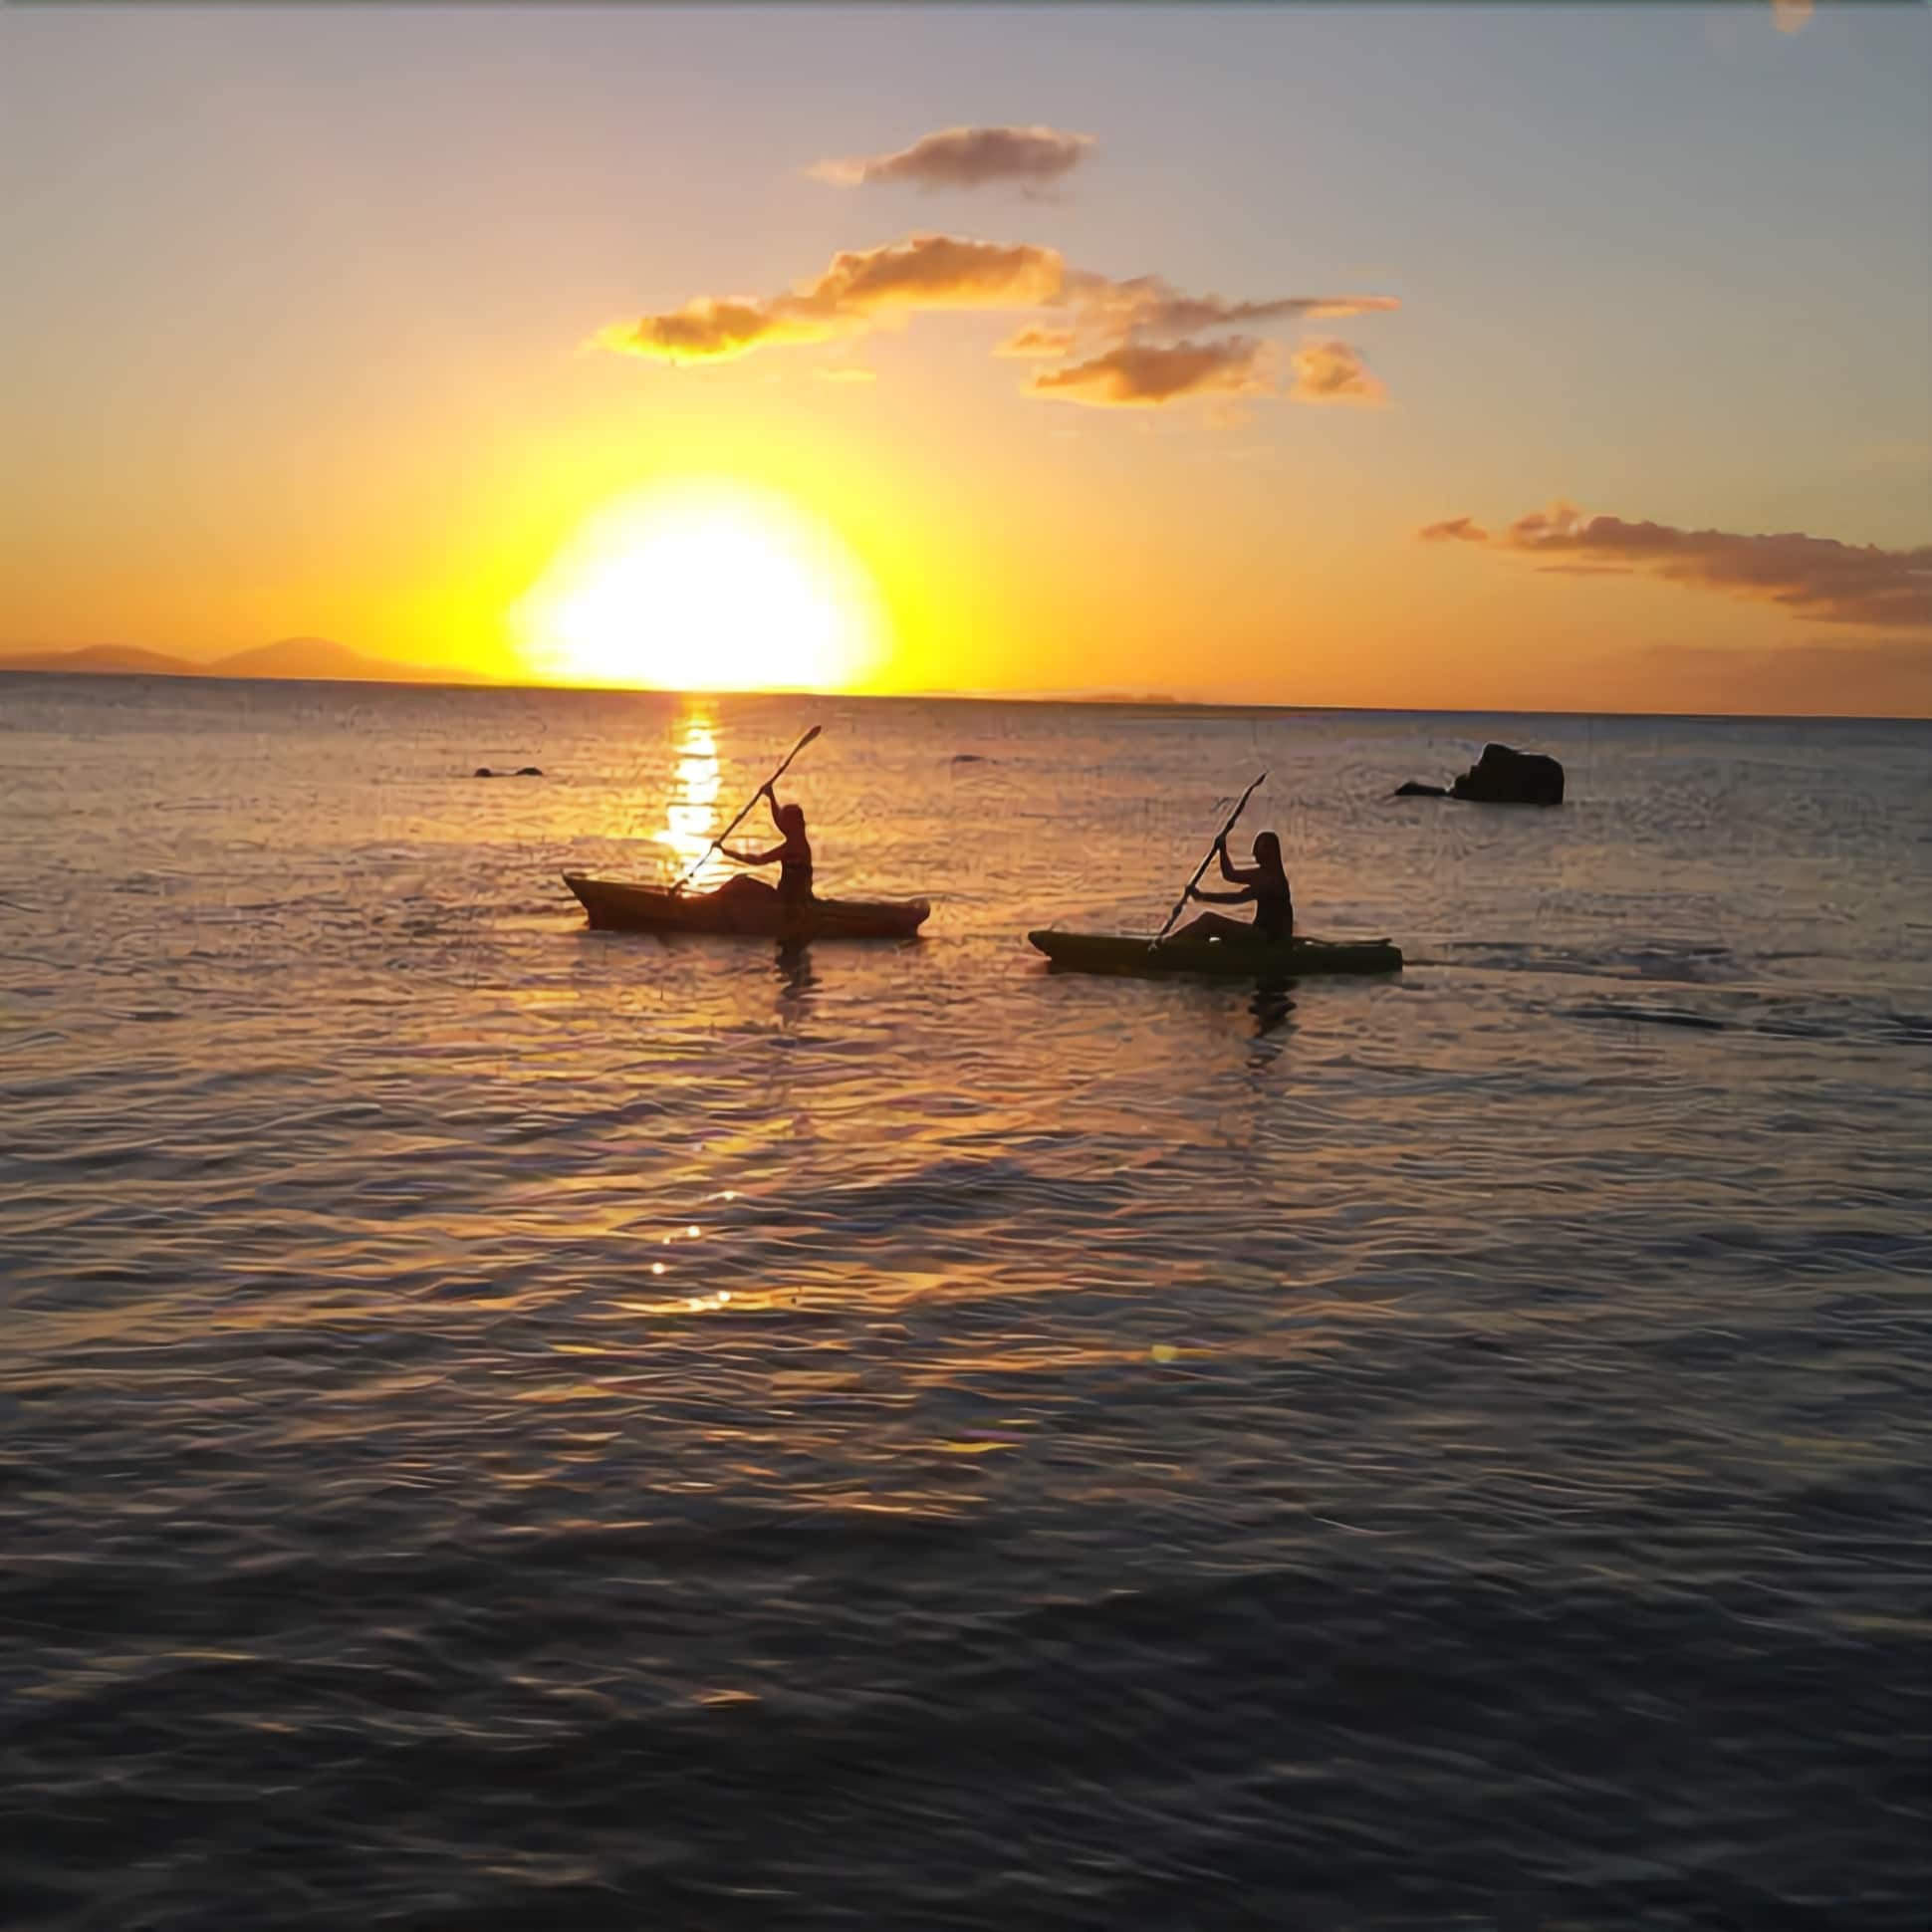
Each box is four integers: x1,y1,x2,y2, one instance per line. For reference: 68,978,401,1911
671,724,823,893
1150,770,1268,947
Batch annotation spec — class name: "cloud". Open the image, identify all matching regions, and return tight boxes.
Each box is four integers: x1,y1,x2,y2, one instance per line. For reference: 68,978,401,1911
1030,338,1274,408
597,298,837,365
1418,517,1489,544
1066,273,1398,345
813,124,1095,192
997,323,1080,359
600,234,1066,364
1424,499,1932,629
1512,514,1932,628
814,366,876,383
1507,499,1586,543
1288,338,1384,403
811,233,1063,313
597,225,1398,411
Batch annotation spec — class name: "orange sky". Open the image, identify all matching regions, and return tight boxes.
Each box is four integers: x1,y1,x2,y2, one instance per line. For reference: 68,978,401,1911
3,8,1928,714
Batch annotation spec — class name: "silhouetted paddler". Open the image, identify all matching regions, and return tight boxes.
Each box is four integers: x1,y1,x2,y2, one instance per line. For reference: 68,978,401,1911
1168,829,1292,943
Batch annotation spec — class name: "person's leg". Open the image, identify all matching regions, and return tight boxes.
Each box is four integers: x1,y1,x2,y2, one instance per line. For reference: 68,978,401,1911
1167,911,1257,944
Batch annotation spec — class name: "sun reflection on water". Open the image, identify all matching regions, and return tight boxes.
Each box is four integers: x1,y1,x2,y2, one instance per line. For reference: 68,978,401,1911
658,713,728,886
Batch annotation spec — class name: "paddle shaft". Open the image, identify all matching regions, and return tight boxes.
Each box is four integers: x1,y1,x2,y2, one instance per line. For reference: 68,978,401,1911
1150,770,1268,945
672,725,822,892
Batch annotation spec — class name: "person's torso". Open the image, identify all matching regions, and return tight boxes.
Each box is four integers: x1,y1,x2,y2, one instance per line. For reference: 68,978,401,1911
1252,869,1292,936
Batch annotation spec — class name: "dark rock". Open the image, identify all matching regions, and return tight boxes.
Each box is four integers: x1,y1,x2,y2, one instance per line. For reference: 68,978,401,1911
1450,742,1565,806
516,767,544,777
474,767,494,778
1392,743,1565,806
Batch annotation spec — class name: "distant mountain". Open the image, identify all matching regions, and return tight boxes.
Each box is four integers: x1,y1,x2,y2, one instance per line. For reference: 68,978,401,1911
205,636,494,684
0,636,495,686
0,643,204,676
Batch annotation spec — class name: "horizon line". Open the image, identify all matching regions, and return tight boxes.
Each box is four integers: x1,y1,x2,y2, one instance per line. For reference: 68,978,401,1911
2,662,1925,726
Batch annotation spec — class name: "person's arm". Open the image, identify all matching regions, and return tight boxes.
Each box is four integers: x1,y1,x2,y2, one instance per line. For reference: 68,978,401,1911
1214,844,1265,887
1187,882,1255,904
763,785,785,830
724,843,785,866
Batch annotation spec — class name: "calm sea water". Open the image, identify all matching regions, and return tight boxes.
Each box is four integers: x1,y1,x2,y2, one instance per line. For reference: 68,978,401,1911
3,675,1928,1930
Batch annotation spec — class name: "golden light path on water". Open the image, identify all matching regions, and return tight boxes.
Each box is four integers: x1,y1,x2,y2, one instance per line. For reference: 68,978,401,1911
657,712,728,887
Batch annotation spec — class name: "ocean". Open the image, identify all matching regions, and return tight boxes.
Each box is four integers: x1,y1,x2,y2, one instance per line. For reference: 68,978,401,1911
2,674,1928,1930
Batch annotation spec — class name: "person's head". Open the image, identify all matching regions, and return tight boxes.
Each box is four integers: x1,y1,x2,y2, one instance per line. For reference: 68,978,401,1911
777,802,807,838
1253,830,1283,869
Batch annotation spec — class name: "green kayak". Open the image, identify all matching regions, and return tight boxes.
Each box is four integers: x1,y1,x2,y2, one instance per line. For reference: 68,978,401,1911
1028,929,1402,979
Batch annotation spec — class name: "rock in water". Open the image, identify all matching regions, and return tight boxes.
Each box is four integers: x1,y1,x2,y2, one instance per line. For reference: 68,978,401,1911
1393,780,1448,798
474,767,495,778
1449,743,1565,806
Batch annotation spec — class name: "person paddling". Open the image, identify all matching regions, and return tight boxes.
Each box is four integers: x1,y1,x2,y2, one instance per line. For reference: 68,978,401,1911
1169,829,1292,944
718,783,815,909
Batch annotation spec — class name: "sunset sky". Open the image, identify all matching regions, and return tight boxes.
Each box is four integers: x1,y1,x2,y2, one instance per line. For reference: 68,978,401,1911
4,5,1928,714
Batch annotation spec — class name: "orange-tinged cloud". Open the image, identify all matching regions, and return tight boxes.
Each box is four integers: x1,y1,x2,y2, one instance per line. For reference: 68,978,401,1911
1418,516,1489,544
598,226,1397,411
814,124,1096,192
1030,337,1274,408
598,298,840,365
1066,273,1399,345
1289,338,1384,403
1423,501,1932,629
1507,499,1586,543
998,323,1080,359
810,233,1064,313
600,234,1067,365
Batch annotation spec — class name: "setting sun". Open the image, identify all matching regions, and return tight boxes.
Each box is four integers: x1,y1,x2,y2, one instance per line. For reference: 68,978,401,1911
512,480,889,691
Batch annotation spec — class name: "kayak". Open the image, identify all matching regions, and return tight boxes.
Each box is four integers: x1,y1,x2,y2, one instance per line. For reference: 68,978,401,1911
564,873,930,941
1028,929,1402,979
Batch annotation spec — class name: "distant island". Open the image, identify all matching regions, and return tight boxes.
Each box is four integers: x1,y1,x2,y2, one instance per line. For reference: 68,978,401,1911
0,636,497,686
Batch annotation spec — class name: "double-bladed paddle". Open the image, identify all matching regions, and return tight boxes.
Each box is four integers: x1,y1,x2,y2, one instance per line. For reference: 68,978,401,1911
1149,770,1269,947
671,724,823,894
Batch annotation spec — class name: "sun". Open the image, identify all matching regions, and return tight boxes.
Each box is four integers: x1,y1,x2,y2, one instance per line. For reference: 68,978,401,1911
513,480,889,691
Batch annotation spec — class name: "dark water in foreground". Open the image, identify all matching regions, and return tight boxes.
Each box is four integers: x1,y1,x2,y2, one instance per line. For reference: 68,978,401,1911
3,677,1929,1930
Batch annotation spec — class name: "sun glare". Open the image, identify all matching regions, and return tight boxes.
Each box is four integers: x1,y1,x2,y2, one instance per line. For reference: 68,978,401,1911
514,481,889,691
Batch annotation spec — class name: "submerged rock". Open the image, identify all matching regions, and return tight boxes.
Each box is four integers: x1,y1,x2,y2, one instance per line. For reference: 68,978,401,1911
473,766,544,778
1394,743,1564,806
